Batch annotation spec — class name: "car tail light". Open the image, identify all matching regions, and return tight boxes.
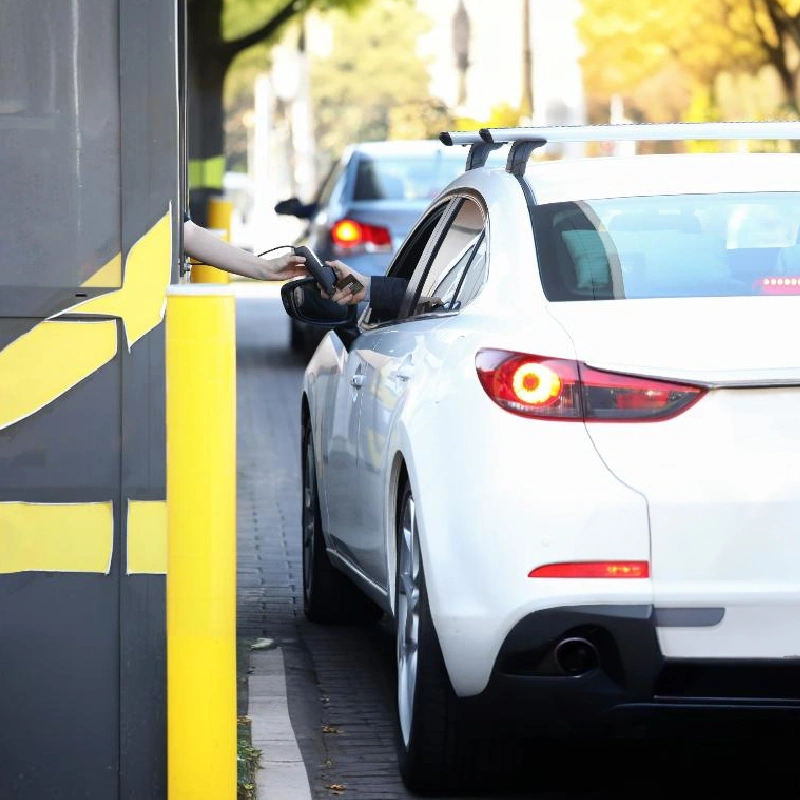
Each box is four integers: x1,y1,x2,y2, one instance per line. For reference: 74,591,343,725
475,349,705,421
755,277,800,295
331,218,391,252
529,561,650,578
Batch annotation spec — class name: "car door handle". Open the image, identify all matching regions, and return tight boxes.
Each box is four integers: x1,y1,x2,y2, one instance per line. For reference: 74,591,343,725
351,374,365,388
395,363,414,381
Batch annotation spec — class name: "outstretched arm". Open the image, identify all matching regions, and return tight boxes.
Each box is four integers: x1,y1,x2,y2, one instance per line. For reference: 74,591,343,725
183,220,307,281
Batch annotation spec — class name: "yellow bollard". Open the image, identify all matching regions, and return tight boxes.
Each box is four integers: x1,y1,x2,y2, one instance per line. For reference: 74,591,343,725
190,198,234,284
166,284,237,800
207,197,233,239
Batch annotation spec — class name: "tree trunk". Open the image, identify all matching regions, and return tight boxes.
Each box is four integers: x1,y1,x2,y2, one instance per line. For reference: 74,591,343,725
187,0,231,225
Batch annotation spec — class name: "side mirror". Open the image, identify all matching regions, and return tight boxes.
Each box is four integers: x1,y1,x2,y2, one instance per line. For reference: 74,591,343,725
274,197,317,219
280,277,358,328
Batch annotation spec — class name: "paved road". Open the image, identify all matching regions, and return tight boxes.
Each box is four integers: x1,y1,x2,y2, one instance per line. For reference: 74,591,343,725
234,285,795,799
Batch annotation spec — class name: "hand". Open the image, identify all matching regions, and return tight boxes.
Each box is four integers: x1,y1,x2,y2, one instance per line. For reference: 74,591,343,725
327,260,369,304
256,251,308,281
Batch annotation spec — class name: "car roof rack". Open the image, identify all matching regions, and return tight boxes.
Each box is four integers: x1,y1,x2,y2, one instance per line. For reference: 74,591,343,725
441,121,800,177
439,130,504,170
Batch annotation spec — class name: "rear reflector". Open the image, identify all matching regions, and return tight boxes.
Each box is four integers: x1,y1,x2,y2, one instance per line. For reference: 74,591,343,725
529,561,650,578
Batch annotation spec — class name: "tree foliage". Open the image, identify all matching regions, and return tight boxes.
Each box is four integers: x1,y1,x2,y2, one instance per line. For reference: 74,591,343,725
186,0,366,219
577,0,800,120
308,0,450,161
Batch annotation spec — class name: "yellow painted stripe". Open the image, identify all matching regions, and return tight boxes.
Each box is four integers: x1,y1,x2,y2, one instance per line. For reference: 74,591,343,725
0,208,173,431
0,501,113,574
127,499,167,574
74,208,173,348
81,253,122,287
0,320,117,431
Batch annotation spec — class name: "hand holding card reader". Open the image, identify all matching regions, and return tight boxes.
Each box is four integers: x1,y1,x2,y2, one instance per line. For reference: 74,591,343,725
293,246,337,296
293,245,363,297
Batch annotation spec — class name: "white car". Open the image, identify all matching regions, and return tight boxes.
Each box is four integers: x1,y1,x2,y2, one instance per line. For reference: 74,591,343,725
283,122,800,794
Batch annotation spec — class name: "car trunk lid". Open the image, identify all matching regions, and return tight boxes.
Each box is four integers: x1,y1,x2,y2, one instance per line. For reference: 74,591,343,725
550,296,800,659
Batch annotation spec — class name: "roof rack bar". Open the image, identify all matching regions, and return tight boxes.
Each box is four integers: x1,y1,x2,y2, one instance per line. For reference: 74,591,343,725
439,130,506,170
439,130,485,146
480,121,800,144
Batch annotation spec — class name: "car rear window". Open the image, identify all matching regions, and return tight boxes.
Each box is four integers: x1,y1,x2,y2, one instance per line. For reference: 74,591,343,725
532,192,800,301
353,154,468,202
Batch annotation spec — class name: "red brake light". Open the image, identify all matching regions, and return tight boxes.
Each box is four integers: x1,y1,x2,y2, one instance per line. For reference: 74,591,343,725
755,277,800,295
529,561,650,578
475,349,705,421
331,218,391,250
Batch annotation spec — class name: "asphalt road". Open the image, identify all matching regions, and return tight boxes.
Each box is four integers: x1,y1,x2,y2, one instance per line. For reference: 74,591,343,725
234,284,797,799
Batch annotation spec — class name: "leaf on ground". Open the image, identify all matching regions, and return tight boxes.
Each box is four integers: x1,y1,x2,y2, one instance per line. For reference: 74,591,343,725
322,724,342,734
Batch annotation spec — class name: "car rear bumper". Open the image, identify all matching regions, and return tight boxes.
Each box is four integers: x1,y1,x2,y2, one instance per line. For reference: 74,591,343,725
459,604,800,736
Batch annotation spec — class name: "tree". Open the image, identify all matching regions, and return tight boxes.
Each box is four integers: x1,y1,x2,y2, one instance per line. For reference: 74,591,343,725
186,0,366,223
308,0,450,162
577,0,800,125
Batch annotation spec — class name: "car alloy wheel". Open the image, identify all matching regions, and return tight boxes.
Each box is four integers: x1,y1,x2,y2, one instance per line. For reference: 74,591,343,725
396,485,421,747
301,422,317,612
394,480,466,794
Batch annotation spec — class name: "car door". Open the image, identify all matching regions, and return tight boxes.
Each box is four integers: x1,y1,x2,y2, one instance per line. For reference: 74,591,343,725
355,195,491,589
327,200,457,584
321,329,383,561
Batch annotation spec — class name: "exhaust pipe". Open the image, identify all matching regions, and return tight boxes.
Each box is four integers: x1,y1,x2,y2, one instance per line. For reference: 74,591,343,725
553,636,599,676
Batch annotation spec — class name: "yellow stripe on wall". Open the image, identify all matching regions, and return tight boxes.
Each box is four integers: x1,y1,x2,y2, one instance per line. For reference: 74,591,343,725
81,253,122,288
0,320,118,431
0,501,113,574
127,499,167,574
73,208,173,348
0,207,173,432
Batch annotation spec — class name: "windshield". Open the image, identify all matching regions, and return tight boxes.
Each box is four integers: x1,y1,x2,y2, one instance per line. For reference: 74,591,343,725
532,192,800,301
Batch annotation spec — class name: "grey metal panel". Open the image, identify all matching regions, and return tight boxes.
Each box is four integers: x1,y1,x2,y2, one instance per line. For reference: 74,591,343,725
119,0,181,274
0,0,122,304
0,575,121,800
118,0,179,794
0,337,122,800
118,322,168,800
0,319,122,500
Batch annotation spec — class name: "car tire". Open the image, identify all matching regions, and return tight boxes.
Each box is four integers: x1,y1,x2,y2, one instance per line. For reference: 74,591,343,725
301,419,383,625
394,480,467,795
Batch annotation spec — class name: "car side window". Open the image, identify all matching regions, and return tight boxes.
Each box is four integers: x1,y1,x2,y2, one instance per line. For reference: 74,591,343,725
409,197,488,316
315,160,344,208
360,201,454,327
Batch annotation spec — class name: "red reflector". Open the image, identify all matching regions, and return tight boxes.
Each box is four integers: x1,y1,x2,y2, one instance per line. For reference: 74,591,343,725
528,561,650,578
755,277,800,295
331,218,391,249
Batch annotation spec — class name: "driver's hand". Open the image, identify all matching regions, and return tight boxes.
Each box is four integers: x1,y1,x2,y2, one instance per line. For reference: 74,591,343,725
327,260,369,305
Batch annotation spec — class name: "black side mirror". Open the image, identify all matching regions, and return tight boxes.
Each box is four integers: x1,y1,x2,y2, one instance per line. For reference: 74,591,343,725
274,198,317,219
280,277,358,328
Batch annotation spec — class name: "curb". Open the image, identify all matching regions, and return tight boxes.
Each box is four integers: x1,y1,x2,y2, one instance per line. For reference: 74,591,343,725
249,647,312,800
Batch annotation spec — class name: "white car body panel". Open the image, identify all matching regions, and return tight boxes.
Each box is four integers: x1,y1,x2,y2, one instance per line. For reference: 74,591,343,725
586,385,800,659
547,296,800,384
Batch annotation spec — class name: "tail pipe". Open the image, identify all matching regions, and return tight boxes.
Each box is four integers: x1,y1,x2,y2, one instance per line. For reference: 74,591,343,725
553,636,599,676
